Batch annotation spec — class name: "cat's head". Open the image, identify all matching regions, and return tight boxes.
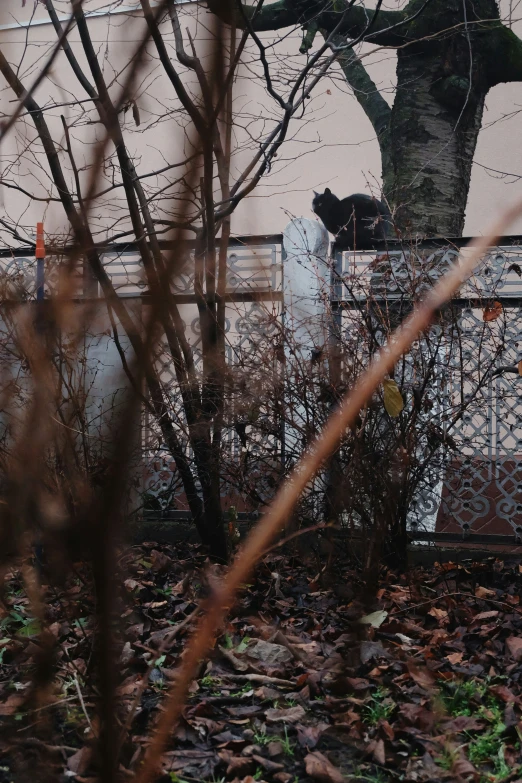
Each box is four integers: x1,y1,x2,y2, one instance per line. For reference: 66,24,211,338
312,187,337,215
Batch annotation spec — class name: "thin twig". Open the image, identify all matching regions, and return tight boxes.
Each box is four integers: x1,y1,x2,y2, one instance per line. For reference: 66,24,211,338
260,521,337,558
389,591,521,615
74,674,96,737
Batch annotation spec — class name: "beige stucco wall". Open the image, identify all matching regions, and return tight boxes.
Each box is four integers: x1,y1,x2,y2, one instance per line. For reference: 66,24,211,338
0,0,521,243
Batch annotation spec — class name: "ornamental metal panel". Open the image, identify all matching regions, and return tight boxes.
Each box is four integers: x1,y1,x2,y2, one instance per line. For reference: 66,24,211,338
139,242,284,512
334,245,522,537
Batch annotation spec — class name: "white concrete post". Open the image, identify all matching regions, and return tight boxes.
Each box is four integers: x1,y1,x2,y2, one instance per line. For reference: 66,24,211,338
282,218,330,511
282,218,330,350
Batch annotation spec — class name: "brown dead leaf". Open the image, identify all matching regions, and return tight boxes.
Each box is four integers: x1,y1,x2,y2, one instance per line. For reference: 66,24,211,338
267,741,284,757
221,754,255,778
226,704,264,719
446,652,464,665
428,607,448,622
67,747,93,775
360,640,391,664
296,723,329,748
383,379,404,417
430,628,449,644
247,639,292,665
0,694,24,715
475,586,496,599
254,686,280,700
252,755,285,774
371,738,386,766
505,636,522,661
273,774,292,783
150,549,171,573
442,715,483,732
489,684,520,704
116,676,140,697
405,752,447,783
304,751,344,783
407,661,436,690
474,610,499,621
380,720,394,740
161,749,218,779
219,645,249,671
265,705,305,723
451,753,478,781
401,703,435,731
483,301,503,322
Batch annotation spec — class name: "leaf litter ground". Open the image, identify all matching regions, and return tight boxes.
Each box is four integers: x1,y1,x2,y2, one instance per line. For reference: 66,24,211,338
0,542,521,783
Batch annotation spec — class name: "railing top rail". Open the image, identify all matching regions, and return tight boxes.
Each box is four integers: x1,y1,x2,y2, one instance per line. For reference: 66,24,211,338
0,235,285,259
332,236,522,253
7,233,522,260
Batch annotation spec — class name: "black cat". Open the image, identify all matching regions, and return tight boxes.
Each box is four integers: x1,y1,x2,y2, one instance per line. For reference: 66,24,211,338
312,188,389,249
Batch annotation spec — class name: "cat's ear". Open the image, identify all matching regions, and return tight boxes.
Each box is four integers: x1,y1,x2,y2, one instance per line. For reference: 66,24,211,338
313,190,320,198
324,187,331,195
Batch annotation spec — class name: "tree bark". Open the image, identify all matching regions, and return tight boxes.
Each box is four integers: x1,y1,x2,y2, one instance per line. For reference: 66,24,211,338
386,0,497,236
388,47,485,237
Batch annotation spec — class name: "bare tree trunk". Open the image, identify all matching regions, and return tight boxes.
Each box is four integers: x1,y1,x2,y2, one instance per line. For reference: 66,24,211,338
388,46,485,237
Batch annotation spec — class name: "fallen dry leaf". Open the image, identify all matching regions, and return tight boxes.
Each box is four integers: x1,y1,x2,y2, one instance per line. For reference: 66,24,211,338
442,715,483,732
67,747,93,775
219,645,249,671
505,636,522,661
252,755,285,774
371,738,386,766
359,609,388,628
451,753,478,781
474,610,499,621
273,774,292,783
247,639,293,665
220,753,255,778
360,640,391,664
407,661,436,690
428,607,448,621
488,684,519,704
475,586,496,599
304,751,344,783
150,549,171,573
265,705,305,723
446,652,464,665
296,723,329,749
0,694,24,715
161,749,218,779
401,703,435,731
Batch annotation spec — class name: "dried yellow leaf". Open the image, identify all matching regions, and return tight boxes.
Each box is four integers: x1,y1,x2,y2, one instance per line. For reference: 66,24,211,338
383,379,403,417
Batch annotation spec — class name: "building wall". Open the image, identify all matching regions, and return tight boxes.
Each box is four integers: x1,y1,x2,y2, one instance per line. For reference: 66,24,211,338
0,0,521,243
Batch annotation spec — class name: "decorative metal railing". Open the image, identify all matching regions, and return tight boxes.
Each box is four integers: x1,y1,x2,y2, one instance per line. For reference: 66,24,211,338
333,241,522,542
2,235,522,543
